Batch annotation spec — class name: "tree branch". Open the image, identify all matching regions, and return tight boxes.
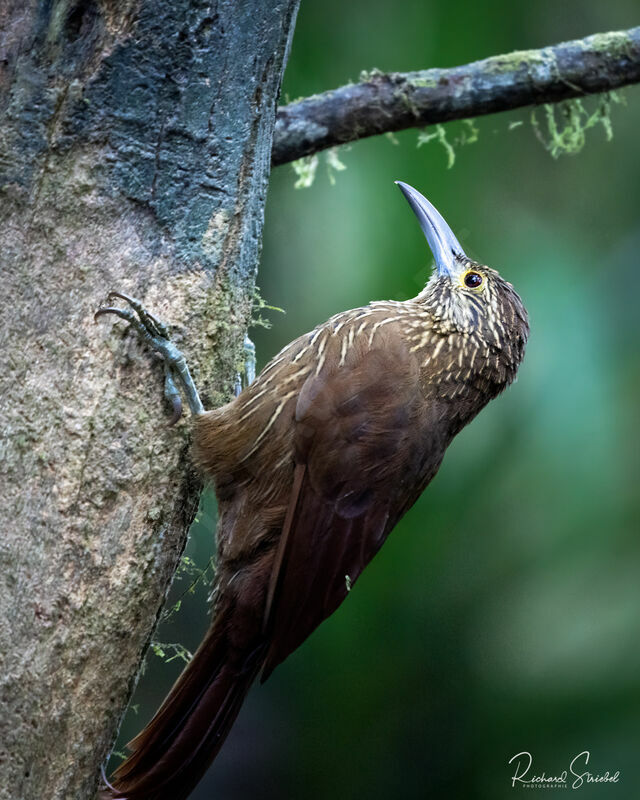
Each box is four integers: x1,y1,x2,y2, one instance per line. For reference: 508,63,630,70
272,27,640,165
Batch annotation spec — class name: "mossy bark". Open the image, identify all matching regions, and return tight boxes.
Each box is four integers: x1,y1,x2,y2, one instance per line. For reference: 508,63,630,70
0,2,299,798
272,25,640,165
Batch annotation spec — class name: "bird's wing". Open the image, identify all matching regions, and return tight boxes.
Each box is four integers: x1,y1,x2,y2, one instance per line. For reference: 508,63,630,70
262,328,441,678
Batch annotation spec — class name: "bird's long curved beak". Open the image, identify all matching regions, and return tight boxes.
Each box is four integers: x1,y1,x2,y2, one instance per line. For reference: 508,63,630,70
395,181,467,277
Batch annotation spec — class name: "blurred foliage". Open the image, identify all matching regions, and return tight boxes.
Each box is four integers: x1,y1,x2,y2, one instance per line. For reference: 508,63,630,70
113,2,640,797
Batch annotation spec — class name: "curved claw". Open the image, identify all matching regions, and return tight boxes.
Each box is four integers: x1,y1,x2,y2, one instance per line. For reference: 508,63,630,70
164,367,184,425
101,292,169,338
100,763,117,794
168,394,183,426
94,306,136,324
106,290,139,305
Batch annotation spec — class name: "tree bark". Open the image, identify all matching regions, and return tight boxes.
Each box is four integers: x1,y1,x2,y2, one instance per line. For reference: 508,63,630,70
272,26,640,165
0,2,298,799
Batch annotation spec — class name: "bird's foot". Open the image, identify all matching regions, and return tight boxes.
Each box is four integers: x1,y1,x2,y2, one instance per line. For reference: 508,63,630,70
235,335,256,397
95,291,204,423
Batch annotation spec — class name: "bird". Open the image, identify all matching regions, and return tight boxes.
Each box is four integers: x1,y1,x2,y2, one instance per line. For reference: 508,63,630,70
97,181,529,800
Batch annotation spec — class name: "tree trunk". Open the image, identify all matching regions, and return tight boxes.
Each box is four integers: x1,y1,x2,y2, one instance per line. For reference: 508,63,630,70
0,2,299,799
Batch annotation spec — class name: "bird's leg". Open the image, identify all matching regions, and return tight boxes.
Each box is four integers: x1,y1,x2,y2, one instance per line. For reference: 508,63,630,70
235,334,257,397
95,292,205,423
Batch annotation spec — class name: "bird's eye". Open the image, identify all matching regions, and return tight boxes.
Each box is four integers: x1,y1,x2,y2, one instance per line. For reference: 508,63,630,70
463,271,484,289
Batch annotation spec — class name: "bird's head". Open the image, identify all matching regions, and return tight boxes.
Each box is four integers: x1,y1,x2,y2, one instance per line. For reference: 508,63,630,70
396,181,529,358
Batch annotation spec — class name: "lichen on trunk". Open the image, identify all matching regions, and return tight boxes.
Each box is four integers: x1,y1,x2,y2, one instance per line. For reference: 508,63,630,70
0,1,299,798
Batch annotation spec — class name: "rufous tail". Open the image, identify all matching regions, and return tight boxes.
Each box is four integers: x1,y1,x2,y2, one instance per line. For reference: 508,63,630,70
102,602,264,800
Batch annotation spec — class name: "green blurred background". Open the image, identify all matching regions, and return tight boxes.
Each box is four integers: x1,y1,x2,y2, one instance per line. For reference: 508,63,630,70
114,2,640,797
